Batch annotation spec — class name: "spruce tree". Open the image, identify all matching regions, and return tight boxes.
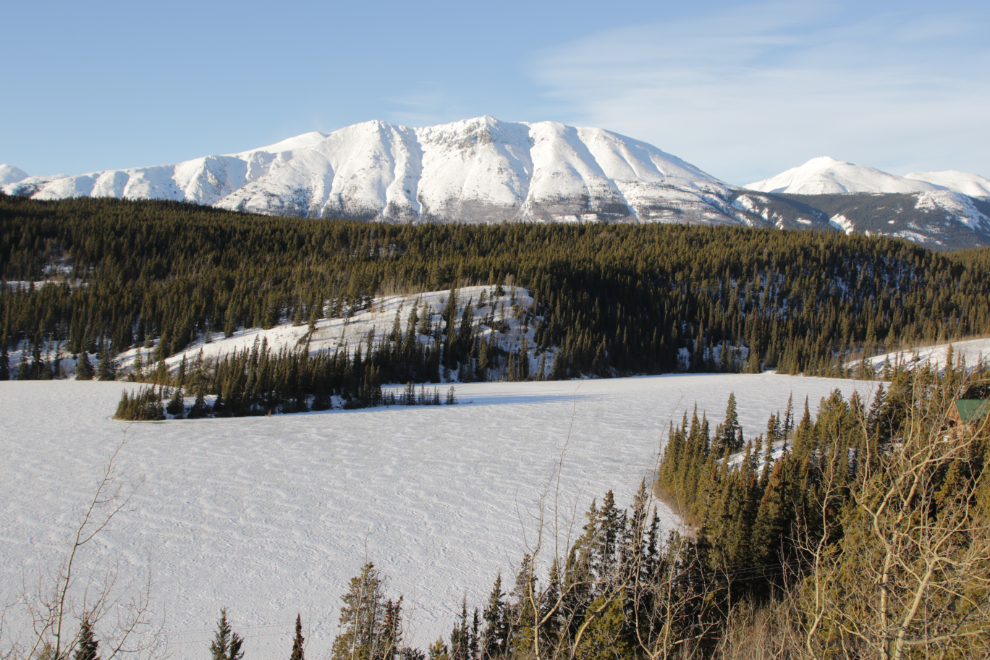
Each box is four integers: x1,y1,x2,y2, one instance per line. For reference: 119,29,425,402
480,574,507,660
166,388,185,417
187,390,212,419
76,352,95,380
210,609,244,660
0,340,9,381
74,616,100,660
97,351,117,381
290,613,305,660
330,562,388,660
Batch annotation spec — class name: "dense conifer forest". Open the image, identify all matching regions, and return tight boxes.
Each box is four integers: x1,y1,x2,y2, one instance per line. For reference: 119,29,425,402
4,193,990,393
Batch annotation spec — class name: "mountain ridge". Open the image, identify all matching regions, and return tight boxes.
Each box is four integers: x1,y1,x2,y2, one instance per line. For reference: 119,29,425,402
1,116,736,225
4,121,990,249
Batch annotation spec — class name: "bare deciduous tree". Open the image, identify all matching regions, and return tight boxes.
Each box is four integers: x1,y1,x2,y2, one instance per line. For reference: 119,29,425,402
1,440,163,660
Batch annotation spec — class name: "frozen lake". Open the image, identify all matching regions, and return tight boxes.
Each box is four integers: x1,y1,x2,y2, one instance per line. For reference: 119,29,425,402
0,374,879,658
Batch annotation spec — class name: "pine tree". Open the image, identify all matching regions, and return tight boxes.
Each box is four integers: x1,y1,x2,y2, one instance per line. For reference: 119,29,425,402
76,352,95,380
290,613,305,660
97,351,117,381
210,609,244,660
331,562,390,660
187,390,213,419
74,616,100,660
0,340,9,381
166,388,185,417
480,574,508,660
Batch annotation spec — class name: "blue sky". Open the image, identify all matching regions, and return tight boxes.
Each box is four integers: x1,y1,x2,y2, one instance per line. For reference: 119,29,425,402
2,0,987,185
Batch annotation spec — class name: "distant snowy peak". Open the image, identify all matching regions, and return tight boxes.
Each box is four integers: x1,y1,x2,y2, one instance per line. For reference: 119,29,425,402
1,117,734,225
905,171,990,198
745,157,942,195
0,164,29,185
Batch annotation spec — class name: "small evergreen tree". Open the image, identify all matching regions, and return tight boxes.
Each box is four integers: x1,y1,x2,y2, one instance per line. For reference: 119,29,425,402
74,616,100,660
187,390,213,419
0,340,9,381
97,351,117,381
290,613,305,660
76,352,95,380
331,562,390,660
210,608,244,660
166,388,185,417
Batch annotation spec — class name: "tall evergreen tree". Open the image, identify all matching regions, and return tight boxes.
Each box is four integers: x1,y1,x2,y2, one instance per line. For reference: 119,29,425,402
290,613,305,660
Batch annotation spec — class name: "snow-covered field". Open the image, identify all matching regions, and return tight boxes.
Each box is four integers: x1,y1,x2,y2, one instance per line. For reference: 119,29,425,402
0,374,879,659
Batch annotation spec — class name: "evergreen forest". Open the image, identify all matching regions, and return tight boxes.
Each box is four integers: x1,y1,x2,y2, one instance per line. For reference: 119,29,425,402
4,194,990,397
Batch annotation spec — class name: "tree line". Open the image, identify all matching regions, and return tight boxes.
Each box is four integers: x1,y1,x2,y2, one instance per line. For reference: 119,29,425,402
4,194,990,384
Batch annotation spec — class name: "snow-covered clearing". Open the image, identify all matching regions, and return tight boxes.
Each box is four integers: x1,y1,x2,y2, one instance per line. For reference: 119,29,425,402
854,337,990,374
0,374,878,658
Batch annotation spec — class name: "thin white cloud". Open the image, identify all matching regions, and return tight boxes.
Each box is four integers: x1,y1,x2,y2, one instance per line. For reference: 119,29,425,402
531,2,990,184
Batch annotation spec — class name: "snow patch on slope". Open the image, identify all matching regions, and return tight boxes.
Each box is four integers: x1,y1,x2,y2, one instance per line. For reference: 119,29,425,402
915,191,990,232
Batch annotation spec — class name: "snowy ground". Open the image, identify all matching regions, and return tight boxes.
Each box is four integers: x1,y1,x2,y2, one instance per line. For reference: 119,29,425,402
854,336,990,374
0,374,879,659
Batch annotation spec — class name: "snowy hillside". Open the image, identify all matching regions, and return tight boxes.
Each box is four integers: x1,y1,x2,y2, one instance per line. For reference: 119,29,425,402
0,373,878,658
1,117,736,225
6,285,545,382
851,337,990,376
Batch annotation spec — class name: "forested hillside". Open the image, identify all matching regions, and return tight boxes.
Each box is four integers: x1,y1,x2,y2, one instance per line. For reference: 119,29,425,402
3,193,990,385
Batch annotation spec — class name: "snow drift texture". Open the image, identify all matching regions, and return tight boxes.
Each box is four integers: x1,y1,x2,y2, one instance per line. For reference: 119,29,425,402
0,117,737,224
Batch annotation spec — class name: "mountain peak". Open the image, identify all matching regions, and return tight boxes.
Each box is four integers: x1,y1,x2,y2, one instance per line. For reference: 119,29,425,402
746,157,940,195
0,164,29,185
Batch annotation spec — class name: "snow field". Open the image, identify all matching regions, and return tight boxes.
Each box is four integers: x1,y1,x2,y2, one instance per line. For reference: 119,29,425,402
0,374,879,659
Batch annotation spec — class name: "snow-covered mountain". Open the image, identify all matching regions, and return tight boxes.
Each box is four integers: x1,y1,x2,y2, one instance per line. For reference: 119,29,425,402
746,156,990,198
746,157,935,195
905,170,990,198
738,157,990,249
6,130,990,248
1,117,739,225
0,164,29,185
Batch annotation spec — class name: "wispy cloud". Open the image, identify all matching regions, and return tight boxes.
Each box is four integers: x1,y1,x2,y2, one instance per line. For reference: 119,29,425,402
531,2,990,184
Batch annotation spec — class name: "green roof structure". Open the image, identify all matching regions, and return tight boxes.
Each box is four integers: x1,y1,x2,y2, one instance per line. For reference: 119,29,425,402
954,399,989,425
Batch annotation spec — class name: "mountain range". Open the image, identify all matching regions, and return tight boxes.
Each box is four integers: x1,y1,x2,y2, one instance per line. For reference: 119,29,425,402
3,117,989,250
